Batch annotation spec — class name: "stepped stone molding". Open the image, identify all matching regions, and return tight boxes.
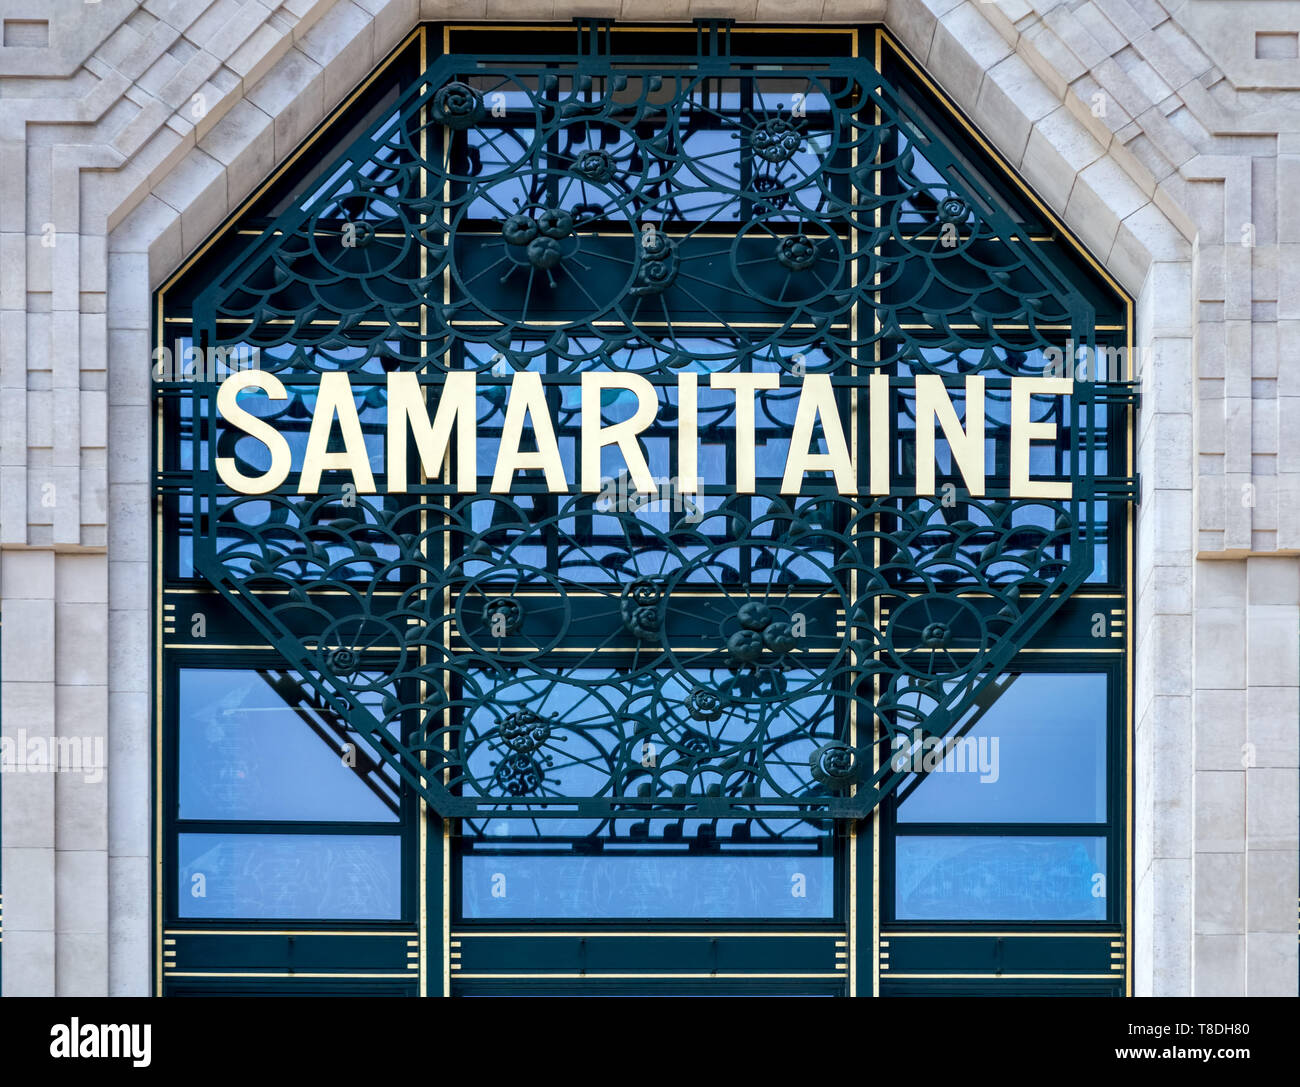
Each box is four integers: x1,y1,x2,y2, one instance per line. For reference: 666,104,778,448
0,0,1293,996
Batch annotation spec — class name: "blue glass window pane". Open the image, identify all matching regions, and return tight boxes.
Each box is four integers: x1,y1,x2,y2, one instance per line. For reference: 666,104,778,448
894,673,1107,823
178,668,400,822
894,835,1106,921
461,853,833,920
178,833,401,920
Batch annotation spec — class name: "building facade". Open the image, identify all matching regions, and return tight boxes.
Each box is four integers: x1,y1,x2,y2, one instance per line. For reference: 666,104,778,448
0,0,1296,997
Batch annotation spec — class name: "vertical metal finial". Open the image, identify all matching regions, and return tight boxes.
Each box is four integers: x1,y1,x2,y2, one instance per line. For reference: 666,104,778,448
574,17,613,57
694,18,734,59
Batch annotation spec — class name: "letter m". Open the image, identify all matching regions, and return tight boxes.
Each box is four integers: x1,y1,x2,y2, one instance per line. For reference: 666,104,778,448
1098,345,1127,381
387,371,478,492
102,1025,130,1059
208,344,234,380
51,735,81,773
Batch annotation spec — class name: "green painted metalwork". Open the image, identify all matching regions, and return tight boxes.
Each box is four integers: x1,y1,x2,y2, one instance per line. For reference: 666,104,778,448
160,24,1136,823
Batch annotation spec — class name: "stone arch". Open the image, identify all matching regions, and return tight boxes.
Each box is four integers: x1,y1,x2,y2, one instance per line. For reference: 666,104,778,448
2,0,1286,997
103,0,1193,998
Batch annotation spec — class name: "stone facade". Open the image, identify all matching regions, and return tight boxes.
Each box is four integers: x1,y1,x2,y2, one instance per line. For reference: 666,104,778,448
0,0,1295,996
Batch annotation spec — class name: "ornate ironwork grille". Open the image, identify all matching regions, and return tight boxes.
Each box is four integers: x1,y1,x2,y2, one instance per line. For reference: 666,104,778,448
154,22,1134,995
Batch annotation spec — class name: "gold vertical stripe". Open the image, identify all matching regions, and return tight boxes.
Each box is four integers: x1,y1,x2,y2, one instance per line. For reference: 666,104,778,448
871,26,884,1002
1125,293,1134,996
154,289,165,997
417,23,430,1001
847,23,860,1001
439,33,454,999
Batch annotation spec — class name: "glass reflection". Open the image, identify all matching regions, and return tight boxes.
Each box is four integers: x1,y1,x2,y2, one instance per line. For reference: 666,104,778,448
178,833,401,920
895,835,1106,921
894,673,1107,823
462,852,833,920
178,668,400,822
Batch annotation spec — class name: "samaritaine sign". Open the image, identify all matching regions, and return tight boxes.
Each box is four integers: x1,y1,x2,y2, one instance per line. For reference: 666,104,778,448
214,368,1075,500
153,34,1138,825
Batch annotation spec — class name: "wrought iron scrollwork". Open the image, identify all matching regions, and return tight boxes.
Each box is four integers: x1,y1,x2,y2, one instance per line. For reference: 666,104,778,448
170,41,1135,821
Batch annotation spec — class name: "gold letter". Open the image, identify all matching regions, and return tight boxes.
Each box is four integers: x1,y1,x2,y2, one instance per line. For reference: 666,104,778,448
1010,377,1073,498
581,372,659,495
299,372,377,495
710,372,780,493
781,374,855,495
677,372,698,494
869,372,890,495
491,370,568,493
387,371,477,493
215,370,292,495
914,375,984,497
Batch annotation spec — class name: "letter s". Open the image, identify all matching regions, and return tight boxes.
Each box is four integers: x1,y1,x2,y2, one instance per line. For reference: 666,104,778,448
215,370,293,494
